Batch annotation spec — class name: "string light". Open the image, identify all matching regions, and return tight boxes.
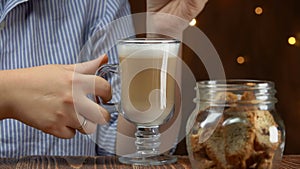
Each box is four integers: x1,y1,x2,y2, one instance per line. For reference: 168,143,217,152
189,19,197,26
288,37,296,45
255,6,263,15
237,56,246,64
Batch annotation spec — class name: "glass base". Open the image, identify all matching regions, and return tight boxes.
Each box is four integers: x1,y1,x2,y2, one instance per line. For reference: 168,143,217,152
118,153,177,166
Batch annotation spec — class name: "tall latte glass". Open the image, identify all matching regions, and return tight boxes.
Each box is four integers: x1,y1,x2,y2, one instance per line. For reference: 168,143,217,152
117,38,180,165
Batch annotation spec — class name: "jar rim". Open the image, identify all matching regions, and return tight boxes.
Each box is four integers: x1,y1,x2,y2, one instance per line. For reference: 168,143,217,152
196,79,275,90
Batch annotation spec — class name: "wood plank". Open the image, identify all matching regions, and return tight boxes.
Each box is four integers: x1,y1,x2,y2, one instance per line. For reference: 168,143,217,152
1,155,300,169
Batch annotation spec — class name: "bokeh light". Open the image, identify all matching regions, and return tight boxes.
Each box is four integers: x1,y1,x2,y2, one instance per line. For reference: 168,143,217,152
237,56,246,64
255,7,263,15
189,19,197,26
288,37,296,45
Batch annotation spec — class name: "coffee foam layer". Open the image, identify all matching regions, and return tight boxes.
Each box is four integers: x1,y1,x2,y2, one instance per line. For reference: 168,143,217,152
117,44,179,58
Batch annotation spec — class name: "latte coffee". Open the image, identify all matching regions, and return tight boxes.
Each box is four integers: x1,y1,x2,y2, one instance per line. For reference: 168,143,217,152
118,42,179,125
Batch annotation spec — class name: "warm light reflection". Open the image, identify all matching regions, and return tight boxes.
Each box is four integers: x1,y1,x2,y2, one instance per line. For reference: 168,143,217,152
237,56,245,64
189,18,197,26
255,7,263,15
288,37,296,45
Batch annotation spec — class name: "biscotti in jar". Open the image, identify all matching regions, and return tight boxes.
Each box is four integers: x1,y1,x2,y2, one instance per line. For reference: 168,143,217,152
186,80,285,169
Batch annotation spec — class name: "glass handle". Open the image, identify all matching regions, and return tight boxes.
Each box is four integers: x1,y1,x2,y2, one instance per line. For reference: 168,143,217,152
96,64,119,78
95,64,120,110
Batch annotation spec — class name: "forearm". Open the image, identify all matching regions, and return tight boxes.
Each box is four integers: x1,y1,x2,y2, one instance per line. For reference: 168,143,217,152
0,69,18,120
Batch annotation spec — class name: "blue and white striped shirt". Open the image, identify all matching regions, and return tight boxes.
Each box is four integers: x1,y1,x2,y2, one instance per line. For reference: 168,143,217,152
0,0,134,158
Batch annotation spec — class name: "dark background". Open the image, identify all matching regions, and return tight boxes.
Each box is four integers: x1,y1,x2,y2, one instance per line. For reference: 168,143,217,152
129,0,300,155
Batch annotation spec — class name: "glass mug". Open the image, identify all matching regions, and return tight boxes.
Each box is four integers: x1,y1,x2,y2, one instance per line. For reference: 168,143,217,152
96,38,181,165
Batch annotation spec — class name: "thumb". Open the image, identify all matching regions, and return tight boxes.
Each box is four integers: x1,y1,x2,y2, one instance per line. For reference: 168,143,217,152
74,54,108,74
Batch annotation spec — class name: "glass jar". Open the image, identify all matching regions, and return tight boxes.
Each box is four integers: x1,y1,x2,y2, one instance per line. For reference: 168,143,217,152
186,80,285,169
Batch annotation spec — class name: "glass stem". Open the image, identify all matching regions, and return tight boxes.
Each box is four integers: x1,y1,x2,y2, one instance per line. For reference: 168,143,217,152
135,126,160,156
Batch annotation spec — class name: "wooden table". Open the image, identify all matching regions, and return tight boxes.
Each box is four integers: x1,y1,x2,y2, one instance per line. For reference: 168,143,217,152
0,155,299,168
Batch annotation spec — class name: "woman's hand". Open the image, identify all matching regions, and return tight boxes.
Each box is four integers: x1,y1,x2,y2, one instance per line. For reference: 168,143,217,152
0,55,111,139
146,0,208,37
147,0,208,21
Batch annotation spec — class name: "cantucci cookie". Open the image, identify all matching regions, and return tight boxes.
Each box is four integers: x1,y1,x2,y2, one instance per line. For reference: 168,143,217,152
204,126,229,168
223,110,256,168
254,110,281,151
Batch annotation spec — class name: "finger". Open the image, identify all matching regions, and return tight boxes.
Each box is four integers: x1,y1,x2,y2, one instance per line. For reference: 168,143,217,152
79,74,112,102
73,97,110,125
76,115,98,134
73,54,108,74
95,76,112,102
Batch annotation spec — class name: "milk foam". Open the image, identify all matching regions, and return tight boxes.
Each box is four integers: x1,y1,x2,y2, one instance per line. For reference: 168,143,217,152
117,43,179,58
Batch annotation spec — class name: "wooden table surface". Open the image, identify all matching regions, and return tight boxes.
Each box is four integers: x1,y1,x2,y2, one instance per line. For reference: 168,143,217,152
0,155,299,168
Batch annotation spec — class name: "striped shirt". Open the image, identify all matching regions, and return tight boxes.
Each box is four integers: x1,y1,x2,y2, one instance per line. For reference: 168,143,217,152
0,0,134,158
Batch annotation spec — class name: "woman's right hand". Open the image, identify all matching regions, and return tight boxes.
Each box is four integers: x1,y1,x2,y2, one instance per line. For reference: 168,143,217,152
0,55,111,139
